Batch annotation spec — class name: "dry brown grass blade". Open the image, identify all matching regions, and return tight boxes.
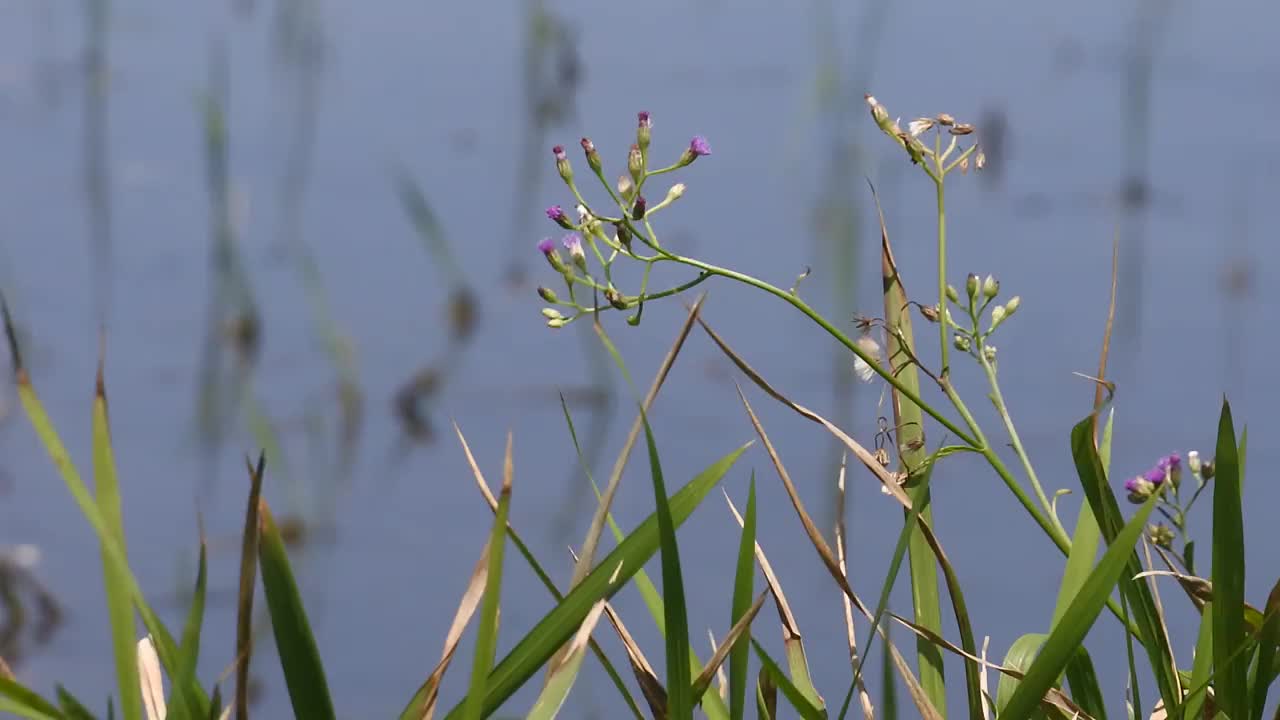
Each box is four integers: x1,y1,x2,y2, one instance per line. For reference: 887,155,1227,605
835,455,875,720
0,655,13,681
707,631,728,702
555,599,608,673
137,635,166,720
692,591,768,699
723,490,941,720
979,637,993,720
234,452,266,720
700,318,911,509
416,546,491,720
600,600,668,719
1141,539,1182,698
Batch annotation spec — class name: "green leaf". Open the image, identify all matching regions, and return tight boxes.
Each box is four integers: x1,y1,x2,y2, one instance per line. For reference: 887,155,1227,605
1184,600,1214,720
0,678,63,720
13,371,207,719
1249,579,1280,720
1001,487,1162,719
1051,411,1111,628
258,501,336,720
1069,416,1179,709
55,686,95,720
464,441,513,720
92,363,143,720
994,634,1047,718
1211,399,1248,720
641,412,692,720
441,442,750,719
1063,648,1107,720
524,601,607,720
171,541,208,717
729,476,757,720
751,640,826,720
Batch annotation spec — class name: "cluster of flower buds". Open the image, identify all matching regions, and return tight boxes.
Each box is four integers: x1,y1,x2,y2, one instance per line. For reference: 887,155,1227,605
865,95,986,173
534,112,712,328
1125,453,1182,503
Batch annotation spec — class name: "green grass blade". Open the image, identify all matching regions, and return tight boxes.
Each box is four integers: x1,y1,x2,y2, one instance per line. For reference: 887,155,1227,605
0,678,63,720
639,412,693,720
171,539,208,715
524,601,607,720
55,686,95,720
464,437,514,720
1001,488,1162,719
881,629,897,720
729,475,757,720
92,359,143,720
994,634,1046,717
878,204,945,718
751,640,826,720
1249,579,1280,720
235,453,266,720
9,356,207,718
1063,648,1107,720
1069,416,1179,709
441,442,750,719
1184,600,1214,720
257,500,335,720
757,667,777,720
1211,399,1248,720
1051,410,1113,627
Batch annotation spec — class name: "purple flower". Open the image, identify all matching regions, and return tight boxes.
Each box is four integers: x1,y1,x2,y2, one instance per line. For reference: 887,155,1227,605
552,145,567,161
638,111,652,129
537,237,555,255
1142,453,1182,486
689,136,712,156
561,234,583,254
546,205,566,221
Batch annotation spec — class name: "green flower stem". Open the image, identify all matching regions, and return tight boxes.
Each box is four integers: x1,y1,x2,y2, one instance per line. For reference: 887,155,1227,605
649,249,979,447
977,352,1068,539
565,271,711,320
933,160,951,374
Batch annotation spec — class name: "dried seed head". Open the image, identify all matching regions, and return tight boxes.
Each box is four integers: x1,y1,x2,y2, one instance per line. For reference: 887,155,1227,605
852,334,883,383
907,118,935,137
959,156,970,174
617,174,634,199
975,150,987,170
949,123,975,136
874,447,891,466
936,113,955,126
919,304,940,323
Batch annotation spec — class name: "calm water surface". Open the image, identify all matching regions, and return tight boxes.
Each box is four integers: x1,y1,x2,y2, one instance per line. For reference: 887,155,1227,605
1,1,1277,716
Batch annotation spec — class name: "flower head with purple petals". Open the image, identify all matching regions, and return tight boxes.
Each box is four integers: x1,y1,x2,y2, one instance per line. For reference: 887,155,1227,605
689,136,712,156
562,234,583,255
537,237,555,255
638,111,652,129
552,145,567,161
546,205,573,229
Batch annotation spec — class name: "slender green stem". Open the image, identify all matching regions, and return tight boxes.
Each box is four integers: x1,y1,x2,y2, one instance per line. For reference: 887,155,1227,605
656,251,978,447
978,351,1065,537
934,174,950,374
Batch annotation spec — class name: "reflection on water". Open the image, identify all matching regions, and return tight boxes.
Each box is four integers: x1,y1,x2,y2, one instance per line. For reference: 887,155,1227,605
0,0,1277,715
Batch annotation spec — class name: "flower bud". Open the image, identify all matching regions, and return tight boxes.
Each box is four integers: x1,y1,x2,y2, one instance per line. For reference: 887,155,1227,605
936,113,955,126
989,305,1006,329
562,233,587,272
552,145,572,183
946,285,960,303
537,286,559,303
604,287,629,310
665,183,686,203
547,316,567,329
538,237,566,273
637,111,652,151
983,345,997,362
965,273,979,301
1148,524,1175,549
632,195,647,220
953,334,971,353
541,307,563,320
1004,295,1021,315
546,205,574,229
1187,450,1201,477
949,123,975,136
1125,476,1155,504
581,137,602,174
628,144,644,184
865,95,890,129
919,304,940,323
1200,460,1215,481
617,174,635,202
982,275,999,299
676,136,712,168
614,222,632,250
